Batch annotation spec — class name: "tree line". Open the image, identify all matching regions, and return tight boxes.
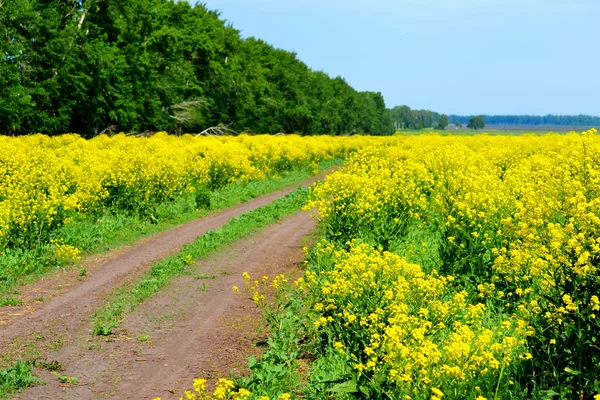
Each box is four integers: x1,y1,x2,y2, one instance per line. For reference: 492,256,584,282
449,114,600,127
389,110,600,131
386,106,442,130
0,0,394,137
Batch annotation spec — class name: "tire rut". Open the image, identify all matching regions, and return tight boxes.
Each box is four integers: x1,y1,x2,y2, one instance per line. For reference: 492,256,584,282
19,211,316,399
0,171,327,345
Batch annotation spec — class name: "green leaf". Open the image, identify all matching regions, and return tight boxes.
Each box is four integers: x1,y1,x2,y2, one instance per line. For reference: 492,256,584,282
538,389,560,400
248,356,257,368
564,366,582,375
327,380,358,393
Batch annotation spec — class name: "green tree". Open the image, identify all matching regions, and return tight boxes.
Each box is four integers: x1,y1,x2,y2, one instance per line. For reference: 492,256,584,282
467,115,486,130
0,0,395,136
386,105,440,131
436,114,449,130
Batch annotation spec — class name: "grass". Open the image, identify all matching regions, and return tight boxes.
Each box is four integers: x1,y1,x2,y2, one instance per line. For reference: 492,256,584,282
51,372,78,385
0,296,24,307
388,218,442,274
92,187,309,336
0,159,341,298
35,360,62,372
47,337,64,352
396,129,579,136
193,274,217,280
0,361,39,398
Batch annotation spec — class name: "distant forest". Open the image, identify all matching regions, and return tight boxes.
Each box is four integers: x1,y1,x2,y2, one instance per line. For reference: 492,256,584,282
449,115,600,127
0,0,393,136
387,106,441,130
346,105,600,132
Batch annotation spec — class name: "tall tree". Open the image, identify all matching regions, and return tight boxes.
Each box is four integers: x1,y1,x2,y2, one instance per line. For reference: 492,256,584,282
436,114,449,130
386,105,441,130
467,115,486,130
0,0,394,136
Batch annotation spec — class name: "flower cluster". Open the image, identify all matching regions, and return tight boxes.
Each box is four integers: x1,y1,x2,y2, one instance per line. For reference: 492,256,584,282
302,241,528,398
51,240,82,264
154,378,292,400
307,130,600,397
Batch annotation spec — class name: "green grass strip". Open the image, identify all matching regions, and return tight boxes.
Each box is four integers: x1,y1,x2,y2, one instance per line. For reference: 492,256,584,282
0,361,39,399
92,187,309,336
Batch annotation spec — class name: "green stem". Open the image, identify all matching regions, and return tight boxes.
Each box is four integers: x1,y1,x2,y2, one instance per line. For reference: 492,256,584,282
494,363,506,400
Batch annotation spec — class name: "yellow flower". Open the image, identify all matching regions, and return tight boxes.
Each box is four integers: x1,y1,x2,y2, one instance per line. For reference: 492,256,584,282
192,378,206,393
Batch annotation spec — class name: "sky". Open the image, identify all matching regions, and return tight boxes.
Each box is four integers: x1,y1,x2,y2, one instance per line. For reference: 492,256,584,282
201,0,599,116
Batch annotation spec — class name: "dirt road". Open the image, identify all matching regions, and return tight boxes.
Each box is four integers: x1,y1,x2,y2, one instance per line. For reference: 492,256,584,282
0,173,325,399
18,211,315,399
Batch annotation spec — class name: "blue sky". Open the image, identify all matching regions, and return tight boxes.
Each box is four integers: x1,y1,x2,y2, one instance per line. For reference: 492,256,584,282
201,0,599,116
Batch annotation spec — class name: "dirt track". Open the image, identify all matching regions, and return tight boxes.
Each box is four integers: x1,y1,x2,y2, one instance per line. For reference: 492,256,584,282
0,172,327,399
19,211,315,399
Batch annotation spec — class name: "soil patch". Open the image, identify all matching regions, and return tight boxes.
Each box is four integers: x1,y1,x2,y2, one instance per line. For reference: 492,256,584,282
17,211,316,399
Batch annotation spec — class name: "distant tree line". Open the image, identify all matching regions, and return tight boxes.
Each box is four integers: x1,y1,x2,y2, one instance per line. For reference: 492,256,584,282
449,114,600,126
0,0,394,137
387,106,442,130
386,107,487,131
388,110,600,132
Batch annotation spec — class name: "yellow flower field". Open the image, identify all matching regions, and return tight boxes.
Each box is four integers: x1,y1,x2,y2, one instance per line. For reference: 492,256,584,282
171,130,600,399
6,131,600,398
0,133,379,249
304,129,600,398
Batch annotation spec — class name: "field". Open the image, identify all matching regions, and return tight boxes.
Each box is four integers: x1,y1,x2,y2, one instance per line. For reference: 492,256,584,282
397,128,590,136
0,133,375,296
299,130,600,400
0,133,378,398
1,131,600,399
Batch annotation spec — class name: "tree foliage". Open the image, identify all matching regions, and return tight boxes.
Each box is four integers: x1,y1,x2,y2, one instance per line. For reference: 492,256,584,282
0,0,393,136
387,105,441,130
467,115,486,130
436,114,449,130
450,114,600,127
